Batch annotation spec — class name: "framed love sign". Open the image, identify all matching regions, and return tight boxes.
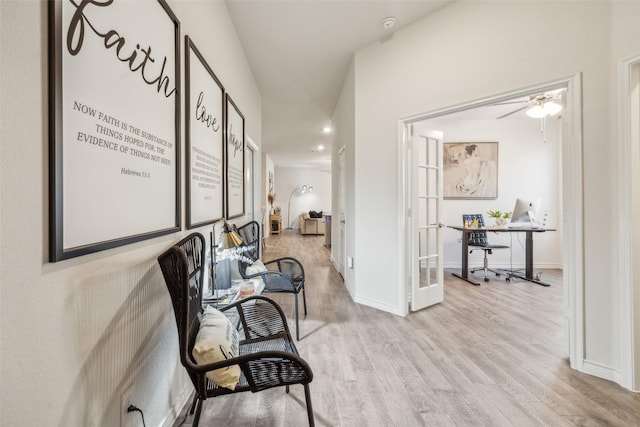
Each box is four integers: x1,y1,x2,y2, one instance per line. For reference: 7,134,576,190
185,36,225,228
48,0,181,261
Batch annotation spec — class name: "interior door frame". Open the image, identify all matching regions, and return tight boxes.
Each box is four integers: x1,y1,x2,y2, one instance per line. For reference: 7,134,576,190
398,74,584,371
246,136,259,222
618,53,640,391
337,146,347,282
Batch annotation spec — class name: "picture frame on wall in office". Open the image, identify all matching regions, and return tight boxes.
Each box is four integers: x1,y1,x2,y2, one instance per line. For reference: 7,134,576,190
185,36,225,229
225,94,245,219
47,0,181,261
443,141,499,199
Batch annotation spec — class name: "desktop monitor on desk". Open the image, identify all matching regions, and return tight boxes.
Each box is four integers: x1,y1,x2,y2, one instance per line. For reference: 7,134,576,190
508,197,542,228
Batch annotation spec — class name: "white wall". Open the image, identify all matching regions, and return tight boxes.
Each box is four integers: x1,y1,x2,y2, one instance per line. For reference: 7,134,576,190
0,1,261,426
332,60,356,294
274,166,331,229
611,1,640,390
415,117,562,270
341,0,628,379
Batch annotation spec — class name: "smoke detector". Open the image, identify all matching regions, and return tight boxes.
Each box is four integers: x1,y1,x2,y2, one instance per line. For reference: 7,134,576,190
382,17,396,30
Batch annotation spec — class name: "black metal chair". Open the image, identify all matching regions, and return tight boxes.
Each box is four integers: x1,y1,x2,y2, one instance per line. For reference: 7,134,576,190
235,221,308,341
463,214,510,282
236,220,261,261
157,232,314,426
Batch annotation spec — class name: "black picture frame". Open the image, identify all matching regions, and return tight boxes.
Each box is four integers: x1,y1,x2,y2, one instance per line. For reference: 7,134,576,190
225,94,245,219
185,36,225,229
48,0,181,261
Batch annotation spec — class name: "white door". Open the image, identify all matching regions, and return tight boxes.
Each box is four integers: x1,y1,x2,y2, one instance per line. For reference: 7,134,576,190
409,127,444,311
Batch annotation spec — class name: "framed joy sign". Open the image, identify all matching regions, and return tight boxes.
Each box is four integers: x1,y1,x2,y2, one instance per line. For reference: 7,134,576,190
185,36,225,229
48,0,181,261
225,95,245,219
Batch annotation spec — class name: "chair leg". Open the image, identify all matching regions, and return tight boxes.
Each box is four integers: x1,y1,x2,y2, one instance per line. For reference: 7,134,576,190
483,251,489,280
304,383,315,427
294,293,300,341
188,393,198,414
302,285,308,316
192,398,203,427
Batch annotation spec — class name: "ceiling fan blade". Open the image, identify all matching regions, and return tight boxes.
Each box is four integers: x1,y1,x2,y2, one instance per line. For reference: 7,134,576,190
492,100,528,105
496,105,528,119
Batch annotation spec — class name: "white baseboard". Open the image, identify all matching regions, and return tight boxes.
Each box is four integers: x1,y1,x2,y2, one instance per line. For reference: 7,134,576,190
444,262,562,270
580,359,620,384
160,384,193,427
354,294,405,316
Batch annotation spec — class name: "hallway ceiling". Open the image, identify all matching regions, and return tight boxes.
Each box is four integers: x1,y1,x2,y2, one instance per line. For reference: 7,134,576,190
225,0,454,167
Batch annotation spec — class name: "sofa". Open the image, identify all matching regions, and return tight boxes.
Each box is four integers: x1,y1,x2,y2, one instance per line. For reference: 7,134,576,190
299,211,325,235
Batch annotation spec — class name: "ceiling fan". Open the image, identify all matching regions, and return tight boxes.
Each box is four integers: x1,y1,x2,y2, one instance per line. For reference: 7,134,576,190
494,90,564,119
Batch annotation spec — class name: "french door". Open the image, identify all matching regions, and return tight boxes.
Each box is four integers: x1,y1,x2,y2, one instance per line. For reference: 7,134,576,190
408,127,444,311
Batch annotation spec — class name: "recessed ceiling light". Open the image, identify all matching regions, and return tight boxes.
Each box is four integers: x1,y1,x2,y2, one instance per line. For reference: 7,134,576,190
322,126,332,134
382,17,396,30
318,145,325,151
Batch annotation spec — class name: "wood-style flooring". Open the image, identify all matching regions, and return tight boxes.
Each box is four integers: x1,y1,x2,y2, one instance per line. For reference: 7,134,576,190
175,230,640,426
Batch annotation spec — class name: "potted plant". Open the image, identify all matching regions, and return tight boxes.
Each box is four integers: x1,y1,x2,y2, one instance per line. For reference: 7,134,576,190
487,210,511,227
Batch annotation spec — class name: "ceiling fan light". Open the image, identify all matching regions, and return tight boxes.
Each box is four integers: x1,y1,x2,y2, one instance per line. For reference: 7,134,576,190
526,101,563,118
544,101,562,116
526,105,546,118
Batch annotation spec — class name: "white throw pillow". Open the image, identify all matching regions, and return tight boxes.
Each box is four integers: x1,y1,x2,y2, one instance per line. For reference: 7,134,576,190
192,305,240,390
245,259,267,276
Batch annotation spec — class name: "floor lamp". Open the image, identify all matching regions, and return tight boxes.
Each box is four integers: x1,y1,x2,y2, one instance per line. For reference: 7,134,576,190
287,184,313,228
210,219,243,301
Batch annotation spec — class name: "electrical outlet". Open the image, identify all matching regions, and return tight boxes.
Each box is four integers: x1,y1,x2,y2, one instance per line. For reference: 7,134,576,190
121,384,135,427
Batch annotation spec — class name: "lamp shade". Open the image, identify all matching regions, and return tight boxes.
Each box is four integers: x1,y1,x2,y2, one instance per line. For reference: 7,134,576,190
219,223,243,249
526,101,562,118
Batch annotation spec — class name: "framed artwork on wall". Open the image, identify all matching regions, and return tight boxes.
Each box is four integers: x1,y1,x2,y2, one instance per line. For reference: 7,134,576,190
48,0,181,261
185,36,225,229
443,142,498,199
225,94,245,219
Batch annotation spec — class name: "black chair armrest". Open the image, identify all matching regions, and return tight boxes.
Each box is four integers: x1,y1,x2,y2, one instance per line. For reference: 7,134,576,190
264,257,305,279
186,349,313,394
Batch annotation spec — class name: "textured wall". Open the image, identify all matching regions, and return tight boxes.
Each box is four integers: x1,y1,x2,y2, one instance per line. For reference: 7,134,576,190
0,1,261,425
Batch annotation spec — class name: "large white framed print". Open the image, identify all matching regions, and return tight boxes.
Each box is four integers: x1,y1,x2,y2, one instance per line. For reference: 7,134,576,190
225,95,245,219
185,36,224,229
48,0,181,261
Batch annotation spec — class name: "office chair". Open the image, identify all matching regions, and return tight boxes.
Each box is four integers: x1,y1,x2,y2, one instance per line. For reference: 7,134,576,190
462,214,510,282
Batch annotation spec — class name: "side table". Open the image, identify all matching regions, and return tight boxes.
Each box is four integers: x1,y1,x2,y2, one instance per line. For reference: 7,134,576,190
270,214,282,234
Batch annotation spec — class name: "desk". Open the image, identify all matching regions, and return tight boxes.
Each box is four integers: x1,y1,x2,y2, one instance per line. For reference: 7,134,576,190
448,225,555,287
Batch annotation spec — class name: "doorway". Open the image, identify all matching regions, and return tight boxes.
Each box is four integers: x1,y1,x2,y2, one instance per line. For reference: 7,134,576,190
400,74,584,369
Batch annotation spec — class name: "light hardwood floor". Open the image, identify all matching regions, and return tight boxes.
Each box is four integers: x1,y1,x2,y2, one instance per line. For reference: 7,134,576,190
175,230,640,426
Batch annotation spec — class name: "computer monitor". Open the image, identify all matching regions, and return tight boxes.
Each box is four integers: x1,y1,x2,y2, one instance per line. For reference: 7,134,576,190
509,197,542,227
